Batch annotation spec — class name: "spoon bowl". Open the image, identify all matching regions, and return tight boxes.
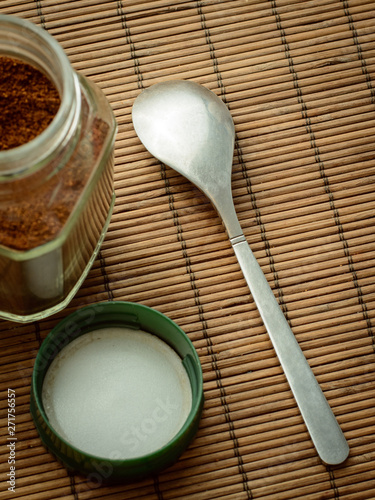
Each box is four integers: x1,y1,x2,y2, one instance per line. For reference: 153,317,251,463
132,80,242,238
132,79,349,466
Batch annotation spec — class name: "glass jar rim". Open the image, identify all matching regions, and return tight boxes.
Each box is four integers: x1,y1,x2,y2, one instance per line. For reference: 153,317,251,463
0,14,80,177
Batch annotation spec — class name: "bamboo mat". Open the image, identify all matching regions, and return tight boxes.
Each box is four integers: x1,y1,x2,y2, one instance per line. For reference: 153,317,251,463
1,0,375,498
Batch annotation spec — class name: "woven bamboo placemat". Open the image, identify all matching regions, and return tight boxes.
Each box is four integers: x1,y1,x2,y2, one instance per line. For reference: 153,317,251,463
1,0,375,498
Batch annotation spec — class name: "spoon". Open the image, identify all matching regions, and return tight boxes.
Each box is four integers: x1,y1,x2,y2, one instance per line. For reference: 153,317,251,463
132,79,349,466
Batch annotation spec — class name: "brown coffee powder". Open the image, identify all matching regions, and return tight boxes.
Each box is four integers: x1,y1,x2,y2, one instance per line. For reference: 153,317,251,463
0,56,61,150
0,56,109,252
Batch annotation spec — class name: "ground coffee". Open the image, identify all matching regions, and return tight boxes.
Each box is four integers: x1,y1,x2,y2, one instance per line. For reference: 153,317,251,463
0,56,60,150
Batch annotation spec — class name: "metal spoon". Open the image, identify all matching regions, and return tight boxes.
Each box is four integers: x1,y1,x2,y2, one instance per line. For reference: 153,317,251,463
132,80,349,465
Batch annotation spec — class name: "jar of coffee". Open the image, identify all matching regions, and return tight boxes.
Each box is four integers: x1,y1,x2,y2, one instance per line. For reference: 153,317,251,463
0,15,117,322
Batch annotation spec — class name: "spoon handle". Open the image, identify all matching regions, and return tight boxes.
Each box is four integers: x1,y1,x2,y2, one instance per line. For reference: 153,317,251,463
231,236,349,466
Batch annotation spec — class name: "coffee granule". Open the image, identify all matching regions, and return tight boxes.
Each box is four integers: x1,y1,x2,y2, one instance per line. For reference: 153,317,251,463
0,56,60,150
0,55,109,252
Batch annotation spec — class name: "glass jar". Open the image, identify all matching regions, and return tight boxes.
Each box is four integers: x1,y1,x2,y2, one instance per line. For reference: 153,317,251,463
0,15,117,323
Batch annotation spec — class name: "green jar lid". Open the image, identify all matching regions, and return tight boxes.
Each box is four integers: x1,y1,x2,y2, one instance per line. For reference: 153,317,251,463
30,301,204,482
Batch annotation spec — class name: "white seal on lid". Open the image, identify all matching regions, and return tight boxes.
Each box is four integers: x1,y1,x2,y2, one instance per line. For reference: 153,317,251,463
42,327,192,459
